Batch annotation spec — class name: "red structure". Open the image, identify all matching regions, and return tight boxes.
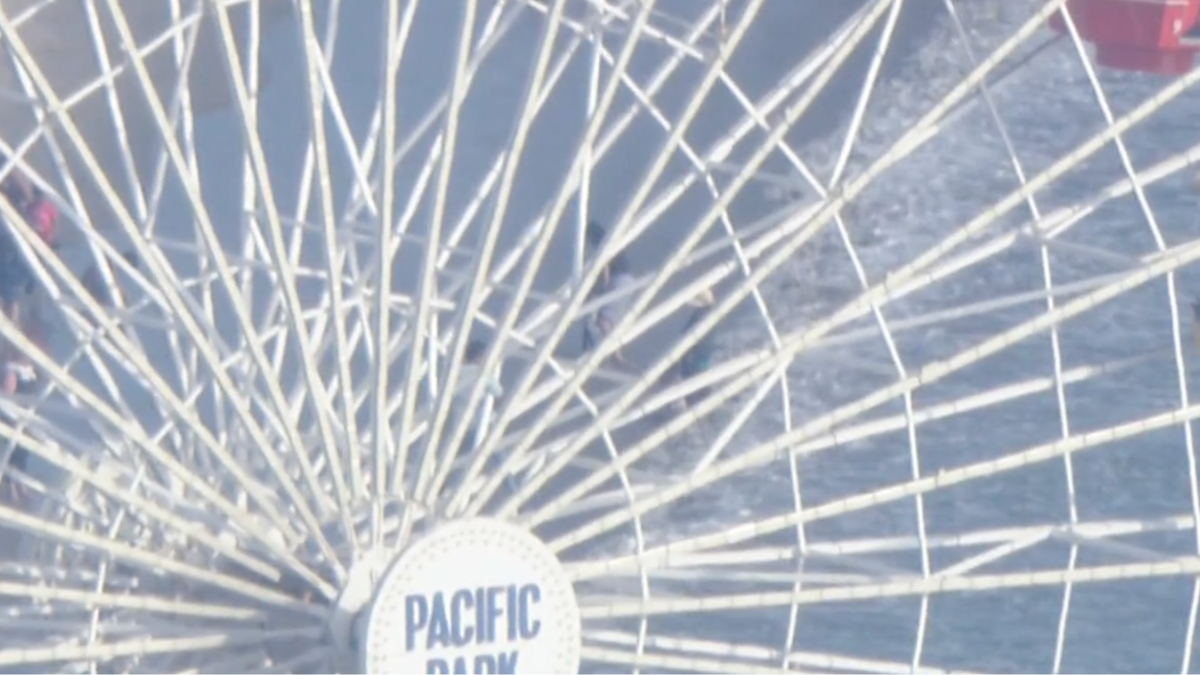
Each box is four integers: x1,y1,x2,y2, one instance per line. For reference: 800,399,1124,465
1048,0,1200,75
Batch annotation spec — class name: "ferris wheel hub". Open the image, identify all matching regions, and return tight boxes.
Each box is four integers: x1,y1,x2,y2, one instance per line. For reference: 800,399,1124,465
358,518,581,674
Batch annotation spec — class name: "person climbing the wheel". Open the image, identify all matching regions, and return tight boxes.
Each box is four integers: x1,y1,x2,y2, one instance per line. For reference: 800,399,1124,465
669,287,717,412
0,227,30,334
3,297,49,396
0,156,60,333
442,338,505,500
0,299,49,507
25,186,58,250
0,156,59,249
459,338,504,402
581,220,634,365
2,436,30,506
0,156,35,213
581,221,611,353
452,338,504,453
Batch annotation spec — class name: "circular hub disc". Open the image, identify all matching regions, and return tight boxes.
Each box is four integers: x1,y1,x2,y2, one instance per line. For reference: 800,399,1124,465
361,518,581,674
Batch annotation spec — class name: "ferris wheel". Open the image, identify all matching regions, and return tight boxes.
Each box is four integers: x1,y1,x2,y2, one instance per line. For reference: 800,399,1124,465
0,0,1199,672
